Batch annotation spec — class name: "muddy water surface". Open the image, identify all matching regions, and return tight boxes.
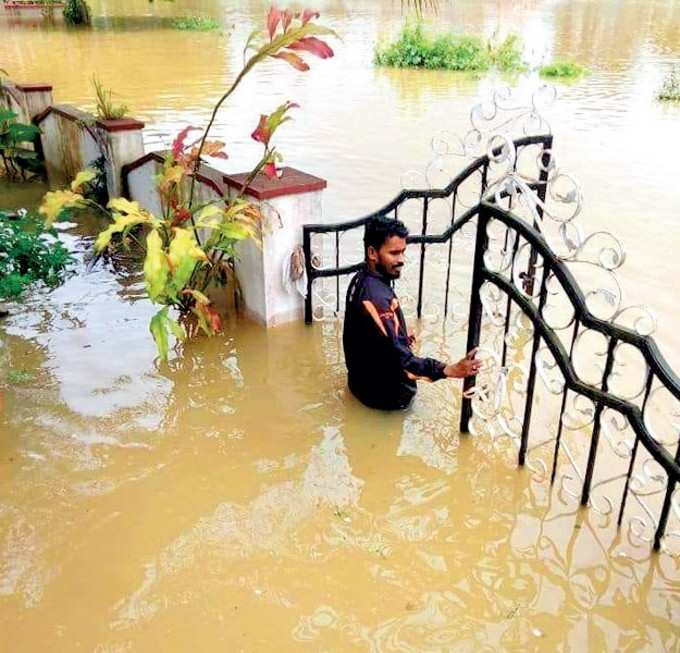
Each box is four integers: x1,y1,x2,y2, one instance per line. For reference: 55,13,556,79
1,0,680,650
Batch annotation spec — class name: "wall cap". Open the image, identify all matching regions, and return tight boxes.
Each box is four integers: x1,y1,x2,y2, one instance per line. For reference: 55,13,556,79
15,83,53,93
223,167,327,200
96,117,145,133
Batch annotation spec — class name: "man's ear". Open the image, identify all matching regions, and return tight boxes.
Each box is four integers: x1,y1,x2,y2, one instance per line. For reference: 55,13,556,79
367,245,378,263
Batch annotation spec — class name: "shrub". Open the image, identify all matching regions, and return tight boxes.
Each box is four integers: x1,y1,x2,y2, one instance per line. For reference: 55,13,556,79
539,61,589,79
374,23,524,72
171,16,220,31
63,0,91,26
0,210,72,300
658,67,680,102
38,7,338,362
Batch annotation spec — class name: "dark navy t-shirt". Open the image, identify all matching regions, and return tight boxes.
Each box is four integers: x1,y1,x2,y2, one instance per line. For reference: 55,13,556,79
343,266,446,410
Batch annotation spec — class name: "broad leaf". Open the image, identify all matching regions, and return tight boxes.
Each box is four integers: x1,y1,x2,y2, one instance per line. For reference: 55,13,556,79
8,122,40,143
95,213,149,251
183,288,210,305
272,51,310,71
0,108,17,122
107,197,151,219
157,164,185,192
149,307,170,362
39,190,85,227
143,229,170,302
167,227,207,297
194,204,223,226
171,126,200,159
71,169,97,193
288,36,334,59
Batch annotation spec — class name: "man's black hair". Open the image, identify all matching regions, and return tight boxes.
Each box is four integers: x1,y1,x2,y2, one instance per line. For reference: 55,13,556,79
364,216,409,255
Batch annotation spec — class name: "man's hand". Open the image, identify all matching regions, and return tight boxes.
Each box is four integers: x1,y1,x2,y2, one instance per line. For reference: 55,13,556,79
444,348,481,378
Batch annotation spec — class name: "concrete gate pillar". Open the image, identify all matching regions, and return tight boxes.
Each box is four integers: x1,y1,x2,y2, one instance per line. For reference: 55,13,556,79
223,167,326,327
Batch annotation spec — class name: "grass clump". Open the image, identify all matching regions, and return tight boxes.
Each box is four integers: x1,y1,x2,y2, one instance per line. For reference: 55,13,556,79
539,61,589,79
658,67,680,102
92,76,128,120
374,23,524,72
171,15,220,31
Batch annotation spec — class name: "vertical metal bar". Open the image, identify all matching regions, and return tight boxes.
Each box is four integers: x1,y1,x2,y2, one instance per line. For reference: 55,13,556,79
443,191,457,319
524,141,551,295
335,231,340,313
416,197,429,319
518,266,549,466
480,160,489,198
581,336,618,506
617,369,654,527
500,154,520,365
500,231,522,367
460,206,490,433
654,438,680,551
550,318,580,485
303,227,313,324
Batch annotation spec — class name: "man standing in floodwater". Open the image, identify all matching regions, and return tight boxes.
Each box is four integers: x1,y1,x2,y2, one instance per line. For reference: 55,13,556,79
343,215,481,410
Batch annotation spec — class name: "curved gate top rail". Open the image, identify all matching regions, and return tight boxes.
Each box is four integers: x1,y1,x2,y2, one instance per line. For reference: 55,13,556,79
462,201,680,552
303,134,553,322
301,134,680,554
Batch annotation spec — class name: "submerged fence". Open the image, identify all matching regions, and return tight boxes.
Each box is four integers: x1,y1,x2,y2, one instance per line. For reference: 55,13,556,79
302,134,680,554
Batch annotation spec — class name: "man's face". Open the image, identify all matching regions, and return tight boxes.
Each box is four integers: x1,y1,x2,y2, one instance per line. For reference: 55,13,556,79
369,235,407,280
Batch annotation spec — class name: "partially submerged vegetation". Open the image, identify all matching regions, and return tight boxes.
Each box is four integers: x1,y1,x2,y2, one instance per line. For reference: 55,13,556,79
37,7,337,362
658,67,680,102
374,23,524,72
92,76,129,120
539,61,589,79
0,210,72,300
63,0,91,26
0,108,43,181
171,15,220,31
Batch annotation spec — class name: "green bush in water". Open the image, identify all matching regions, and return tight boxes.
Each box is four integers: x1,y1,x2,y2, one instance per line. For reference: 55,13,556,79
374,23,524,72
0,211,72,300
63,0,91,25
658,67,680,102
171,15,220,31
539,61,590,79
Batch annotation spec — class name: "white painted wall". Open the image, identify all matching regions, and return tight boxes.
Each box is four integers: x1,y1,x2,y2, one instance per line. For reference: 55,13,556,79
38,106,100,187
234,189,323,326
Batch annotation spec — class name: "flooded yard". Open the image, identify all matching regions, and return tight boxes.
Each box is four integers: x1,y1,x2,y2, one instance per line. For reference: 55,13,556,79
1,0,679,650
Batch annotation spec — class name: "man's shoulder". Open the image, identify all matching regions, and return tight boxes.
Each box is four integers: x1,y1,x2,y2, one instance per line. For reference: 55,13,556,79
354,271,393,302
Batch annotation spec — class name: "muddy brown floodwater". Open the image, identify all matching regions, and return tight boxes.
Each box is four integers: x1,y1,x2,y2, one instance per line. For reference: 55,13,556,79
1,0,680,650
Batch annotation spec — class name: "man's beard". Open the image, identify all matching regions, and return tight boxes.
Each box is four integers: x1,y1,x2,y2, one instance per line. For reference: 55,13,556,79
377,262,403,280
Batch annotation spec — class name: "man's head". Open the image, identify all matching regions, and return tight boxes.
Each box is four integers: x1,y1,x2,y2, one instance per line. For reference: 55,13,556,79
364,216,409,280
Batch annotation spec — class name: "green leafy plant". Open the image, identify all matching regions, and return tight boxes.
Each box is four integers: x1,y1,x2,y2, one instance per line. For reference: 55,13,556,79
92,76,128,120
0,108,43,180
488,34,524,72
539,61,589,79
0,210,72,300
63,0,91,25
658,67,680,102
6,369,34,384
171,15,220,31
39,6,337,362
374,22,523,72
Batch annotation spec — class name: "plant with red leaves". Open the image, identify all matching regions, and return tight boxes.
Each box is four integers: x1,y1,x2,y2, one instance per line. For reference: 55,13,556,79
39,6,336,363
